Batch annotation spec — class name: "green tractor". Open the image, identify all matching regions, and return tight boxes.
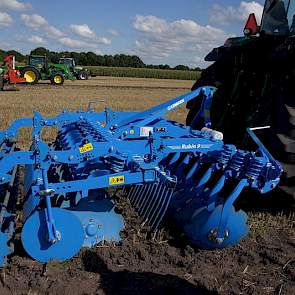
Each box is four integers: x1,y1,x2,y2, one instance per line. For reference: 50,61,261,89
186,0,295,196
59,58,90,80
19,55,76,85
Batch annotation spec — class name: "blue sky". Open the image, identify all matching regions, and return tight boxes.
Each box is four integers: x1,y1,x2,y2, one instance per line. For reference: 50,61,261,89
0,0,265,67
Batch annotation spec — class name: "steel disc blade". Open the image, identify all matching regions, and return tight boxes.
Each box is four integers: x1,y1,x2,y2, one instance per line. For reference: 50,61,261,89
184,205,248,249
21,208,84,263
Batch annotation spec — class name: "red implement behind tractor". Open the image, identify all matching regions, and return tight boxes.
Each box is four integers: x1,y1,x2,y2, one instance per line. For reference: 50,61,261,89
0,55,26,91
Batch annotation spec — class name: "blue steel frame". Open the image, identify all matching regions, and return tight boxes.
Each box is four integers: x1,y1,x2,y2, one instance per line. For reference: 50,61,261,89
0,86,282,264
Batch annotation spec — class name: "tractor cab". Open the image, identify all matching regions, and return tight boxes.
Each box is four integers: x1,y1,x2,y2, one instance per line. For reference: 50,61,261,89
59,57,90,80
261,0,295,35
59,58,76,69
28,55,48,72
205,0,295,62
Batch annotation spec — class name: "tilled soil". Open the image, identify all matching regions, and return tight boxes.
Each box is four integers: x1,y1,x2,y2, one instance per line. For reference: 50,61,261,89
0,78,294,295
0,191,294,295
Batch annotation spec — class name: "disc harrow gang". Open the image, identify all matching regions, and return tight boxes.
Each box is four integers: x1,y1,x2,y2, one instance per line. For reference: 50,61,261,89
0,86,282,265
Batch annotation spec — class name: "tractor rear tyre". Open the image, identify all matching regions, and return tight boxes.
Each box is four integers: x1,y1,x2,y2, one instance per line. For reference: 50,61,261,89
78,71,88,80
21,67,39,84
51,74,64,86
186,54,295,198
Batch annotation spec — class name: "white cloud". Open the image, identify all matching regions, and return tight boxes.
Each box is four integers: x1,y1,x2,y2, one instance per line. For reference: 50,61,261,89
134,15,167,34
46,25,64,38
21,13,47,29
0,11,12,26
241,1,264,23
28,35,46,45
108,29,119,37
96,37,111,45
70,23,111,44
210,1,264,25
20,15,111,51
70,24,95,39
59,37,97,49
58,37,103,54
0,0,31,11
58,37,104,55
133,15,229,67
93,48,103,55
21,13,65,39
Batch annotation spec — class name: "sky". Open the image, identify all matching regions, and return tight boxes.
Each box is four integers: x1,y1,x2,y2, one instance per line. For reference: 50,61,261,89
0,0,265,67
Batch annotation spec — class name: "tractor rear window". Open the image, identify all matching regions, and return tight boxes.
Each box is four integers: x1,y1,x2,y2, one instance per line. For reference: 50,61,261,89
29,57,45,67
285,0,295,33
261,0,295,35
60,59,74,67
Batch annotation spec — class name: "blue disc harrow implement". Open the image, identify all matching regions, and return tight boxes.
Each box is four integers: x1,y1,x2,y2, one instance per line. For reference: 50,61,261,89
0,87,282,265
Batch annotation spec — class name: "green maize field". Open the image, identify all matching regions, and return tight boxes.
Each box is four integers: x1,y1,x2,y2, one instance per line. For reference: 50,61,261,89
85,66,200,80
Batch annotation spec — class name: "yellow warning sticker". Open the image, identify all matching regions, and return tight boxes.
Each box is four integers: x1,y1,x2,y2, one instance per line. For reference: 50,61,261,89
79,143,93,154
109,175,125,185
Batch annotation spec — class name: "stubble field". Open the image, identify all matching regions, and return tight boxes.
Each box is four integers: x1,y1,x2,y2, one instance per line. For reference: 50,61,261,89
0,77,191,147
0,77,294,295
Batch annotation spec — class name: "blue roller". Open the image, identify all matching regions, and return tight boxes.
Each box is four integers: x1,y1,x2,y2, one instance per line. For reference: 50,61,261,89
21,208,84,263
68,197,124,247
184,205,248,249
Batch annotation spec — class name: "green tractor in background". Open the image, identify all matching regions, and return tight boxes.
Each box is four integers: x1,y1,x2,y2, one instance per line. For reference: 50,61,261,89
19,55,76,85
186,0,295,196
59,57,90,80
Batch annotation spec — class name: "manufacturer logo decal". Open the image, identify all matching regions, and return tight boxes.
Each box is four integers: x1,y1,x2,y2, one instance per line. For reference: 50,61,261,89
167,99,185,111
167,143,213,150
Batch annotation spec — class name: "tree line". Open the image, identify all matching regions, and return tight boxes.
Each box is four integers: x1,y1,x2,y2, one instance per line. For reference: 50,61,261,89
0,47,201,71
